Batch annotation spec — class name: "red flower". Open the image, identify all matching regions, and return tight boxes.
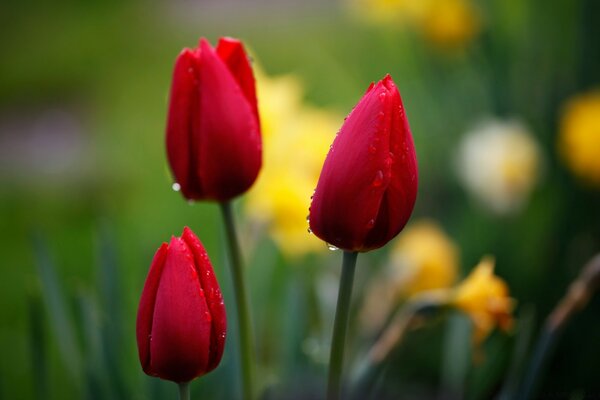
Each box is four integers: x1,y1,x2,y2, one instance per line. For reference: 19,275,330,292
166,37,261,201
309,75,418,252
136,227,227,383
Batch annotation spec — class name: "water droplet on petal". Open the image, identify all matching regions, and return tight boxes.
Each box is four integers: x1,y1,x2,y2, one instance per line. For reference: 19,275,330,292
372,170,384,187
366,219,375,229
327,243,339,251
172,182,181,192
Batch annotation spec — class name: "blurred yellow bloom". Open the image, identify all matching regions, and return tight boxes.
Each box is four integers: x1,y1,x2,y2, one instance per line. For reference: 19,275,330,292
457,119,542,215
451,257,514,344
359,220,458,334
349,0,429,26
389,219,459,297
420,0,481,49
347,0,481,49
244,69,340,257
558,91,600,186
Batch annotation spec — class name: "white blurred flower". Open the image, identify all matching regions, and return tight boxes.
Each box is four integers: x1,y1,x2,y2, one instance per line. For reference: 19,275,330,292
456,119,542,214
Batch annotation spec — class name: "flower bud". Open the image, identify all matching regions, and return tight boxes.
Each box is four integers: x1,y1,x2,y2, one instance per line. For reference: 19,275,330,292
309,74,418,252
136,227,227,383
166,37,261,201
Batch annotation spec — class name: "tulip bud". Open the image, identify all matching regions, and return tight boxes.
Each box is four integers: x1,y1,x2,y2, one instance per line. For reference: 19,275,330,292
136,227,227,383
309,74,418,252
166,37,261,201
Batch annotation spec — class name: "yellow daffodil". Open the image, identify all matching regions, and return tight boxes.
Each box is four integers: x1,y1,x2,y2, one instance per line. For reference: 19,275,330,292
244,69,340,257
389,220,459,297
359,220,458,334
420,0,481,49
348,0,430,26
346,0,481,49
451,257,514,344
558,90,600,186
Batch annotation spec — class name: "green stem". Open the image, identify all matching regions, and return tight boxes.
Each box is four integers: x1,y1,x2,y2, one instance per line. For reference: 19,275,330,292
517,323,560,400
178,382,190,400
219,201,254,400
327,251,359,400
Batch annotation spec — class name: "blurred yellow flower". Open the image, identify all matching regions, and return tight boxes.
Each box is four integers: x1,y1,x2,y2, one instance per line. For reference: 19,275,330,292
389,219,459,297
558,90,600,186
457,119,542,215
359,219,458,334
451,257,514,344
347,0,481,49
420,0,481,49
244,69,340,257
349,0,430,26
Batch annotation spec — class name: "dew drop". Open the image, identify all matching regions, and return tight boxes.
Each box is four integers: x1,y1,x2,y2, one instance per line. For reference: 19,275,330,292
366,219,375,229
307,228,312,234
172,182,181,192
327,243,339,251
372,170,384,187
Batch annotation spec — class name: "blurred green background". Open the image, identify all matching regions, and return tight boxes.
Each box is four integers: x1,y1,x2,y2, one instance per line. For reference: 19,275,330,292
1,0,599,398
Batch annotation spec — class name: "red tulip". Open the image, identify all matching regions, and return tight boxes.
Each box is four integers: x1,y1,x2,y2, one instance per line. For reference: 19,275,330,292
136,227,227,383
166,37,261,201
309,75,418,252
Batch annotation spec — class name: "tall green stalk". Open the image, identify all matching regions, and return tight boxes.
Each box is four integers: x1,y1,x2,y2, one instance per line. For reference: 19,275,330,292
178,382,190,400
327,251,359,400
219,201,254,400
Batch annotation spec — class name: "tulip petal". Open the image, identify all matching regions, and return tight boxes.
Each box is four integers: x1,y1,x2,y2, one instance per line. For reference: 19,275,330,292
136,243,168,374
149,237,211,382
182,227,227,372
215,37,260,125
364,76,418,249
196,39,262,200
166,48,203,199
310,80,393,250
309,74,418,251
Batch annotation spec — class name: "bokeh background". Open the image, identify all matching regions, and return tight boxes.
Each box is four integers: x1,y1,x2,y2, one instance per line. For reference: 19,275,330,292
1,0,599,398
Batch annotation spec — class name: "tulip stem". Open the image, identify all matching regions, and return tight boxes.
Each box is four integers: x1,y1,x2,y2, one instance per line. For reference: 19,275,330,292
178,382,190,400
327,251,359,400
220,201,254,400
